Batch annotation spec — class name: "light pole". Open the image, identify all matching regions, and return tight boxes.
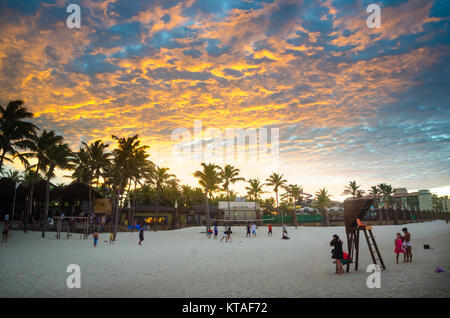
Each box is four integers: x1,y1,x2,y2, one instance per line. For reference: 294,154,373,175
174,200,179,229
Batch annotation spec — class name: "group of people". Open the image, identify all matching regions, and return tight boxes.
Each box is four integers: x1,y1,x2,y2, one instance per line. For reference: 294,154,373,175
394,227,412,264
205,223,290,242
330,227,414,275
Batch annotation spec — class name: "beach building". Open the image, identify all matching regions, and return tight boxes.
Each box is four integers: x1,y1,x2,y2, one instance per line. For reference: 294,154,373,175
392,188,433,211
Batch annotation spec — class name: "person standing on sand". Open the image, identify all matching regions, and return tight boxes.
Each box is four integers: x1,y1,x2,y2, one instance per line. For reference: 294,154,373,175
330,234,344,274
214,224,218,239
93,230,99,247
268,224,272,237
251,223,257,237
394,233,406,264
2,223,10,243
246,224,251,238
139,227,144,245
221,228,229,243
109,231,113,245
402,227,412,262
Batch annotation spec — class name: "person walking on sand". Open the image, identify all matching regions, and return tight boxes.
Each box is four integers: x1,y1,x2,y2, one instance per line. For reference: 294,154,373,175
2,223,10,243
251,223,257,237
93,230,99,247
268,224,272,237
138,227,144,245
330,234,344,275
221,228,229,243
282,224,287,238
402,227,412,262
394,233,406,264
214,224,218,239
227,225,232,242
246,224,251,238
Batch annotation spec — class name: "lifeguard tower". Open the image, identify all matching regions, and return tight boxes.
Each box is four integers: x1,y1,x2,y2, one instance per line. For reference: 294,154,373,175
344,198,386,272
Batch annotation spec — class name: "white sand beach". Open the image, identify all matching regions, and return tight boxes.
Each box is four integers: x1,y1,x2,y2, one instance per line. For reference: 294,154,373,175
1,221,449,298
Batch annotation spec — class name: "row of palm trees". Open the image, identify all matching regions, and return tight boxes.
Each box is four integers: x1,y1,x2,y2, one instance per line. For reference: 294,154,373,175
3,100,394,235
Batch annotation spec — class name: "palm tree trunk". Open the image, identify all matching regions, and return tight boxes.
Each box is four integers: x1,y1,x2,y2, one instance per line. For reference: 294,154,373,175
25,182,35,233
88,180,92,215
131,180,136,232
322,209,329,226
0,149,7,172
205,188,210,231
113,185,121,241
42,177,50,238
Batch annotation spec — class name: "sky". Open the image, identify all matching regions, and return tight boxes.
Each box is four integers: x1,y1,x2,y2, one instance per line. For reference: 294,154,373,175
0,0,449,201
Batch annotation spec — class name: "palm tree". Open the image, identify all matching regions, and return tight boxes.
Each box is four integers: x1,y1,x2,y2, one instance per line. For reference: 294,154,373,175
369,186,382,224
3,169,22,182
314,188,331,226
109,135,149,240
0,100,38,173
41,142,74,237
219,165,244,220
283,184,303,227
245,178,266,223
129,159,154,231
378,183,393,222
194,162,222,230
342,180,363,199
20,130,63,233
147,166,175,231
81,140,112,215
266,172,287,225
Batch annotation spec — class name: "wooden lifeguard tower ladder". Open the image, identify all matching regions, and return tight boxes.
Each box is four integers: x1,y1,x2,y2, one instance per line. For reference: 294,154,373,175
344,198,386,272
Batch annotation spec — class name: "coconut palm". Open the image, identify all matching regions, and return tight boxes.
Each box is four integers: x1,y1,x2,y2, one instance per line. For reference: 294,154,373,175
314,188,331,226
369,186,382,224
283,184,303,227
2,169,22,182
109,135,149,240
342,180,363,199
147,166,175,231
0,100,38,173
19,130,64,233
41,142,74,237
194,162,222,230
245,178,266,223
265,173,287,225
378,183,393,222
219,165,244,220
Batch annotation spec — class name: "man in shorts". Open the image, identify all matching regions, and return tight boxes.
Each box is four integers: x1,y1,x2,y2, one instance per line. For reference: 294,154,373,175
268,224,272,237
251,223,257,237
402,227,412,262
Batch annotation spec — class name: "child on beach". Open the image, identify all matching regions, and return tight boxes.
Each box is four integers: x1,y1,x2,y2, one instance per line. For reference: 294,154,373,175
207,226,213,239
214,225,218,239
402,227,412,263
93,231,99,247
246,224,251,238
330,234,344,275
268,224,272,237
251,223,257,237
109,231,113,245
394,233,406,264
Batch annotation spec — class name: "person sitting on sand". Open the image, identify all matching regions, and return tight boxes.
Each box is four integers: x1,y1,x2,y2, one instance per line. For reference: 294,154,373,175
330,234,344,275
402,227,412,262
282,232,290,240
394,233,406,264
93,230,99,248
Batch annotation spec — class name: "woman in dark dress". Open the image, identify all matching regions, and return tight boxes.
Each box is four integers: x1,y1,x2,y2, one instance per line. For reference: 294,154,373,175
330,234,344,274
